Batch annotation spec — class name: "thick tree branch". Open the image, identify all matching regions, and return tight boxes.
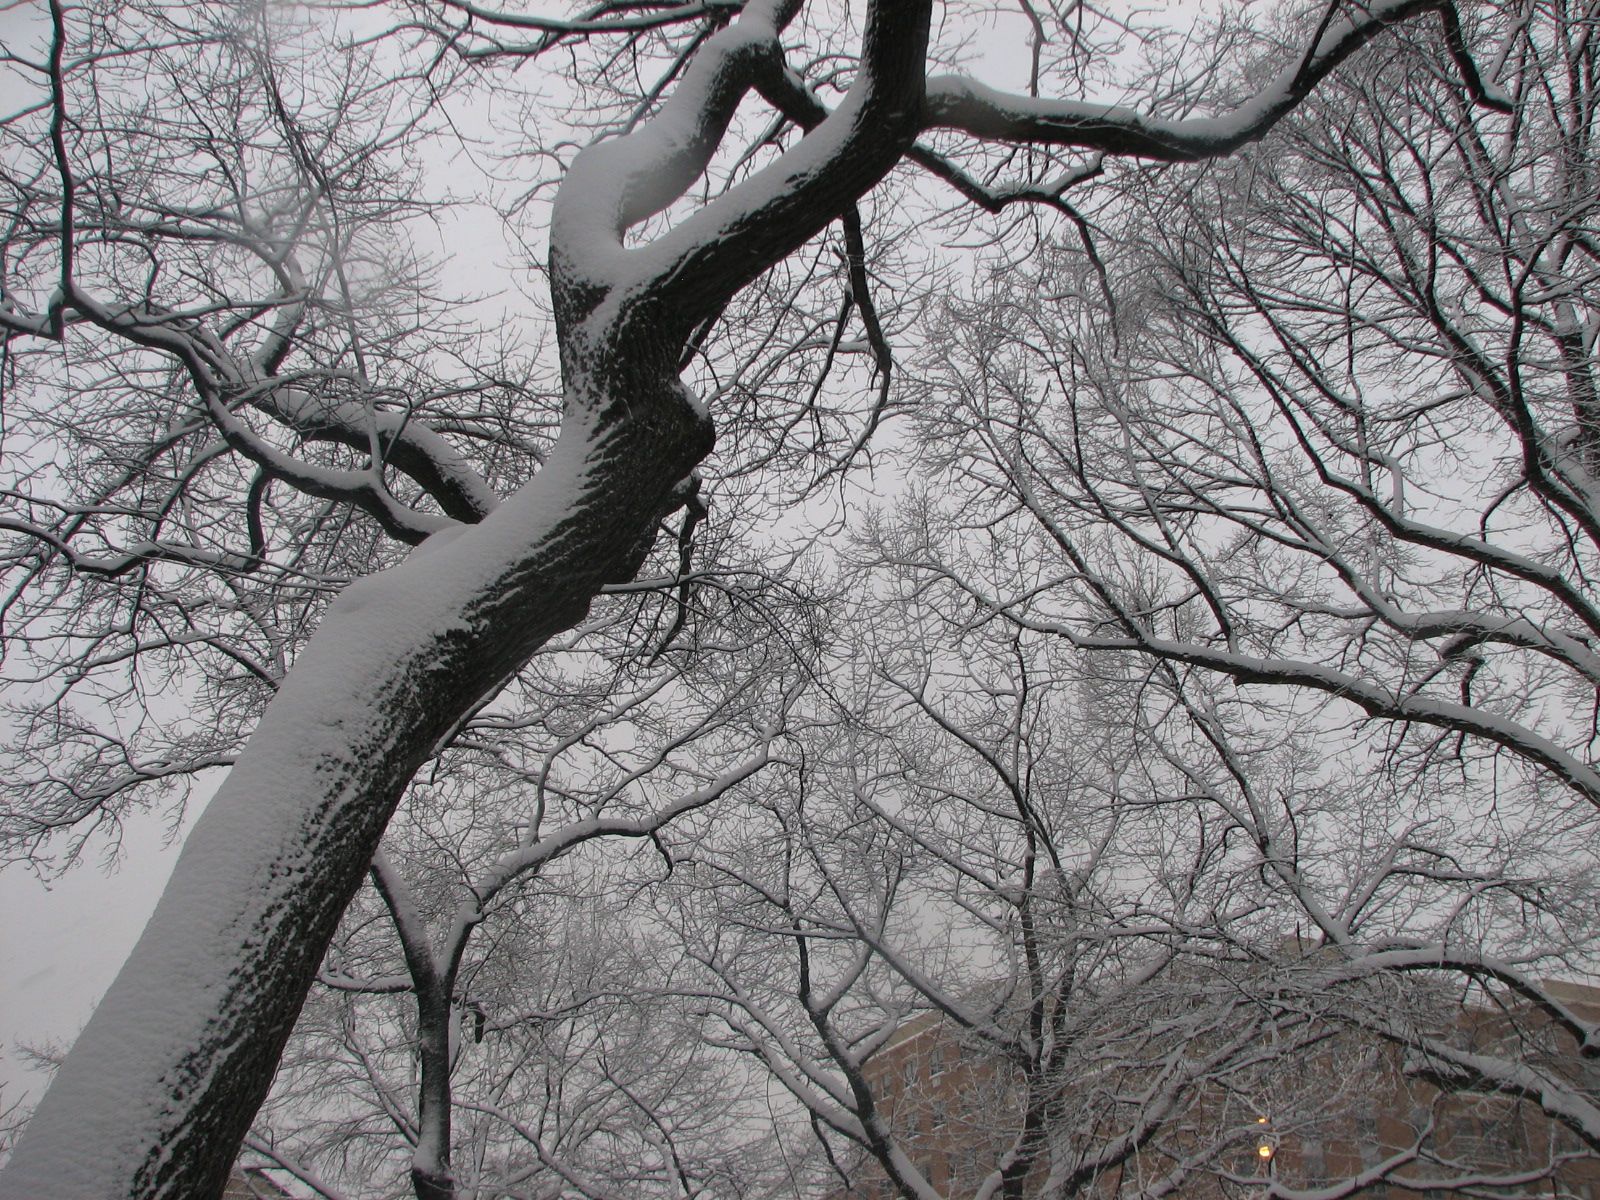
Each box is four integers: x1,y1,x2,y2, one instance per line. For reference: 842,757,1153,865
922,0,1508,160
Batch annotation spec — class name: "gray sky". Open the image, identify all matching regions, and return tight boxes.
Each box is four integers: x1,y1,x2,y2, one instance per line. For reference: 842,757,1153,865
1,804,201,1109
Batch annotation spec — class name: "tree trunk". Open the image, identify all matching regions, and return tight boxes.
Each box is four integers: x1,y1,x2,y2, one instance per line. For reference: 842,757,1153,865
0,327,711,1199
0,0,932,1186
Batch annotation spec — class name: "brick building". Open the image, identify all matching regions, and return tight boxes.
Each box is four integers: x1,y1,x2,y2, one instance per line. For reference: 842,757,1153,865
221,1166,295,1198
836,978,1600,1199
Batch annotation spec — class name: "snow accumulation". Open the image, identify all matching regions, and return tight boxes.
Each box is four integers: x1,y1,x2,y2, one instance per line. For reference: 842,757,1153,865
0,415,601,1197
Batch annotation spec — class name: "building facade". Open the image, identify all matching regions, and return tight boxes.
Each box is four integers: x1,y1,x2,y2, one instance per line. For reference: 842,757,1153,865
835,979,1600,1200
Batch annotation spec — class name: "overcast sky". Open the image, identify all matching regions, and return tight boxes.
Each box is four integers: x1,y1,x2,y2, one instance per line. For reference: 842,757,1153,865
1,807,202,1109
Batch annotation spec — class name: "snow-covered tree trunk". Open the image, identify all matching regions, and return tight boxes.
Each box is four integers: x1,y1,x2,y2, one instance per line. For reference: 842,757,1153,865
0,1,931,1195
0,369,711,1198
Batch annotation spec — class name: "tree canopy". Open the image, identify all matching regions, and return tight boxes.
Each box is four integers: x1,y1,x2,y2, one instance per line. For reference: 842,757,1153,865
1,1,1593,1198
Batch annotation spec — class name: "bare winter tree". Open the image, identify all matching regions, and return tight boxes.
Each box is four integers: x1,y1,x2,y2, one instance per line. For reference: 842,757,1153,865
0,0,1513,1194
663,563,1600,1199
873,0,1600,1185
257,874,790,1199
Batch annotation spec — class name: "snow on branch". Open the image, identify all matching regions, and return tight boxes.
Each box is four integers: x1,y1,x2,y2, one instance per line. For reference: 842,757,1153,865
923,0,1509,161
552,0,932,332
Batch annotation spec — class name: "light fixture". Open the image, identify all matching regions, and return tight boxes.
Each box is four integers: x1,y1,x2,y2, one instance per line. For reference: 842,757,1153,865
1256,1115,1273,1161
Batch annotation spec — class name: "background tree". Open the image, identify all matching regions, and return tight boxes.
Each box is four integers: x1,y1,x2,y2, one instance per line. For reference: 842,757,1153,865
659,556,1600,1199
875,0,1600,1185
258,879,792,1200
